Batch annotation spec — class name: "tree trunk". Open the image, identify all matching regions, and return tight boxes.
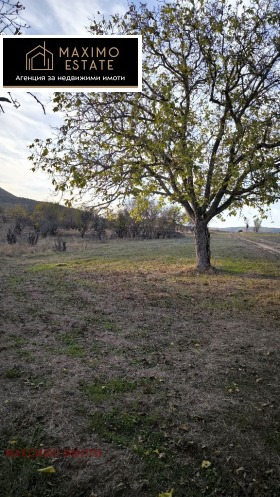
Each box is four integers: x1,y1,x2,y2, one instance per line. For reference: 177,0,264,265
194,220,212,271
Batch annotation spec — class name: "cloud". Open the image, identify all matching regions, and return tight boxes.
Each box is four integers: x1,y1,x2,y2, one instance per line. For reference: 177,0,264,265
22,0,128,36
0,92,59,200
210,205,280,228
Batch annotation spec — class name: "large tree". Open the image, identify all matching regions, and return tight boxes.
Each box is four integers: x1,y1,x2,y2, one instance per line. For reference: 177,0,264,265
29,0,280,270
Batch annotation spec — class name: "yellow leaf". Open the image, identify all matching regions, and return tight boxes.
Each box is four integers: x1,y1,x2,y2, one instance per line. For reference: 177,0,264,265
158,489,174,497
8,440,17,445
201,460,211,469
37,466,56,474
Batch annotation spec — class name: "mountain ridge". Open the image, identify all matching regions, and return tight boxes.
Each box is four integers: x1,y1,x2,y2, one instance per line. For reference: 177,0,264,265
0,187,39,210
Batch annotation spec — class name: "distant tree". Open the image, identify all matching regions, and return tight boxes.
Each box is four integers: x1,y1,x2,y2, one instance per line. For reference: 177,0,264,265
54,237,67,251
129,196,160,239
253,217,262,233
61,207,81,230
77,209,93,238
111,196,187,239
92,212,107,240
0,204,8,222
7,228,16,244
32,202,62,237
8,204,31,233
27,230,39,246
156,205,185,238
112,209,132,239
128,196,186,238
244,217,250,232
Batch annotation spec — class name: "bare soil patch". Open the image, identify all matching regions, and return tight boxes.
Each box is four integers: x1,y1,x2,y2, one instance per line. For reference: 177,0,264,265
0,235,279,497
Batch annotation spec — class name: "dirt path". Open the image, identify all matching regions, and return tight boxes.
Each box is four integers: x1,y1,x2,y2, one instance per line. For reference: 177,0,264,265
234,234,280,255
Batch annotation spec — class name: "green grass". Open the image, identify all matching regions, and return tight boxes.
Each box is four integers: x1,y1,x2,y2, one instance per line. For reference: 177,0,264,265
59,332,79,346
57,333,87,357
90,407,166,451
102,319,119,332
83,377,160,401
4,367,22,379
10,336,29,347
84,378,137,400
64,344,85,357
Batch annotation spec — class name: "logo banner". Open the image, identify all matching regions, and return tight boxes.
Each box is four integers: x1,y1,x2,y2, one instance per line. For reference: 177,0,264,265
0,35,142,92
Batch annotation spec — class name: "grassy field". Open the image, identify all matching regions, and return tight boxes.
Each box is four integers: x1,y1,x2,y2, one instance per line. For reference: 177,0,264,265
0,232,279,497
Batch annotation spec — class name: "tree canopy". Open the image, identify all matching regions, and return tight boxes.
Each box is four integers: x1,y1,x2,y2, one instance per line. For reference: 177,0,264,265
29,0,280,269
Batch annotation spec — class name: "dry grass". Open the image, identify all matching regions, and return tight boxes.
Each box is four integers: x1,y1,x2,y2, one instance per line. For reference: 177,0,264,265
0,232,279,497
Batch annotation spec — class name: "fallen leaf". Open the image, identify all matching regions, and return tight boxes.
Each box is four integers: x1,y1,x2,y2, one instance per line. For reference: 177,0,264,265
158,489,174,497
37,466,55,474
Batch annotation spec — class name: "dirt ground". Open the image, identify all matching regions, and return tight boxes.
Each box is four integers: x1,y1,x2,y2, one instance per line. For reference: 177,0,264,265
0,233,279,497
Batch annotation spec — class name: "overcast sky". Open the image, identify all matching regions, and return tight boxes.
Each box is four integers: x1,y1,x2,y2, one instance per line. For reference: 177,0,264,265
0,0,279,228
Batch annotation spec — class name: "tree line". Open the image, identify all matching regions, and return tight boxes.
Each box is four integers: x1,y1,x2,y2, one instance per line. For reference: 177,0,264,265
1,197,191,245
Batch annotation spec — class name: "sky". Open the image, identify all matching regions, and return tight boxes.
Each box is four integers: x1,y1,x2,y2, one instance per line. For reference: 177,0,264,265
0,0,279,228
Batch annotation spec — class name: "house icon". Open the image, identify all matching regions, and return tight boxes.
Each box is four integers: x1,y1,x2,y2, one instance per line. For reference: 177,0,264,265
26,41,54,70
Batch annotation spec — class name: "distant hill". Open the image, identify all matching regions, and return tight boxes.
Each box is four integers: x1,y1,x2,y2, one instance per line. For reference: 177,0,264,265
0,187,38,211
0,187,82,219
